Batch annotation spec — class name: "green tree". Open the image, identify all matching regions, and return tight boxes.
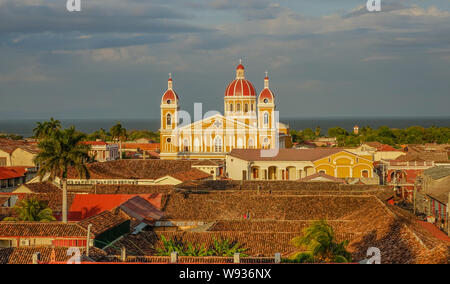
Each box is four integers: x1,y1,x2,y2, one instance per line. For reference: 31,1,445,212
315,126,322,137
3,197,56,222
110,122,127,160
289,220,352,263
33,118,61,140
34,126,90,223
328,127,348,138
302,128,316,140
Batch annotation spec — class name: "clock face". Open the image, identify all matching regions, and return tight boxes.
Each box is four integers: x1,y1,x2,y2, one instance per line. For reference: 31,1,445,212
166,138,172,143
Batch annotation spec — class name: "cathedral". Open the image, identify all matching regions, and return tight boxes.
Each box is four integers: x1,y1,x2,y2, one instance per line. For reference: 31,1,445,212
160,61,291,160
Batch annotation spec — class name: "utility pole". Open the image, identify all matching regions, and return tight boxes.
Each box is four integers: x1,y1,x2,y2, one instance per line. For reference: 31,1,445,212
86,224,92,257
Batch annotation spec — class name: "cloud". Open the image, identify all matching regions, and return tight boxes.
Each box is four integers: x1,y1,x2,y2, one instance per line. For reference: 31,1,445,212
362,55,399,62
0,64,51,83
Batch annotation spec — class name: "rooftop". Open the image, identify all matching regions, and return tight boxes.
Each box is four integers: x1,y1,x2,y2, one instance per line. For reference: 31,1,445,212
0,167,28,180
229,148,344,162
67,160,194,180
423,166,450,180
107,190,449,263
77,211,129,236
19,182,61,194
0,222,88,238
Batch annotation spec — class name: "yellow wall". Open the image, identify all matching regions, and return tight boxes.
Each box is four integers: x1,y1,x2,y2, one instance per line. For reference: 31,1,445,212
11,148,36,167
313,151,373,178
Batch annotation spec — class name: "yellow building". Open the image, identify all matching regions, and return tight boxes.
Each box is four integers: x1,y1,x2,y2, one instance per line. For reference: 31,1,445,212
160,61,290,160
0,139,39,167
226,148,375,181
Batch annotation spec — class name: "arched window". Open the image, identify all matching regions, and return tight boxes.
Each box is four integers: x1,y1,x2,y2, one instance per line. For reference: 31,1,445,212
214,136,222,152
237,103,241,112
251,103,254,112
166,113,172,128
230,104,233,112
183,138,189,152
244,103,248,113
264,112,269,126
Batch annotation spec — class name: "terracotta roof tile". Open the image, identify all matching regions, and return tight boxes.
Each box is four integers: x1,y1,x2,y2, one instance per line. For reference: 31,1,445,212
77,211,129,236
0,222,88,238
67,160,194,180
0,247,107,264
169,169,212,182
21,182,61,194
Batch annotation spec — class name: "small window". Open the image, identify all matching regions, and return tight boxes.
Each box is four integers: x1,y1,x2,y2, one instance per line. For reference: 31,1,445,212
166,113,172,127
263,98,269,103
166,100,171,104
166,138,172,143
244,103,248,113
264,112,269,126
237,103,241,112
230,104,233,112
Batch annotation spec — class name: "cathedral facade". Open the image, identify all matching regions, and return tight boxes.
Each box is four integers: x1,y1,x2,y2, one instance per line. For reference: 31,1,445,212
160,61,291,160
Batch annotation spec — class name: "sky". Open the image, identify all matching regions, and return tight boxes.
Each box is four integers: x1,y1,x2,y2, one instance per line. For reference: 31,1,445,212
0,0,449,120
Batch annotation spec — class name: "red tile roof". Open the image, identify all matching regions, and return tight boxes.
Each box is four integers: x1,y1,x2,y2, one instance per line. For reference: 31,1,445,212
0,222,89,238
122,143,160,152
0,247,107,264
20,182,61,194
67,160,193,180
69,194,162,220
169,169,212,182
0,167,27,180
77,211,129,236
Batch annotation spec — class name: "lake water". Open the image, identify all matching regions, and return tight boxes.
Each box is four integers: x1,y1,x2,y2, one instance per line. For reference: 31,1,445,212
0,117,449,137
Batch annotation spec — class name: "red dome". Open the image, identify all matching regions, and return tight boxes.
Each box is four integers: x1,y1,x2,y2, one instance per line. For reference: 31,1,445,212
225,79,256,97
162,89,179,103
259,88,274,103
236,64,245,70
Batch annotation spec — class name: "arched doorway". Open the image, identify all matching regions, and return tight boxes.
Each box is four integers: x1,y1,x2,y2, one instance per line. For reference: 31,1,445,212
251,166,260,180
286,167,297,180
268,166,278,180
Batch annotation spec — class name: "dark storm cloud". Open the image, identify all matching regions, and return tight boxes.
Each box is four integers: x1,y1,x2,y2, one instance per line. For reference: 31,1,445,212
0,0,207,34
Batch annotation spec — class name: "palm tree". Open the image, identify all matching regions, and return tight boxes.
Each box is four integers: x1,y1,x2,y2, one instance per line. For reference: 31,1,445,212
33,126,90,223
290,220,352,263
110,122,127,160
33,118,61,140
33,122,46,140
3,197,56,222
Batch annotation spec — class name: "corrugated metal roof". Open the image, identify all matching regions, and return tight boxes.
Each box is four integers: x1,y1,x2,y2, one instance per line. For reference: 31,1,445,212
119,196,164,225
423,166,450,180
